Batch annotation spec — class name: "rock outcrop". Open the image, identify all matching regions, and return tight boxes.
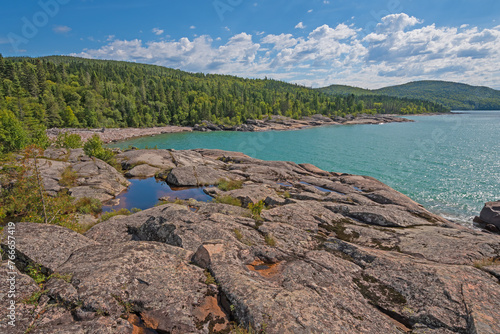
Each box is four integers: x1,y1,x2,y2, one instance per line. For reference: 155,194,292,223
475,201,500,232
2,149,499,334
38,148,130,202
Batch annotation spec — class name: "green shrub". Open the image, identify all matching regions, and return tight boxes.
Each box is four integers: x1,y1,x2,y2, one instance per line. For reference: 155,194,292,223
99,208,132,222
26,264,49,285
59,166,78,187
75,197,102,215
55,132,83,149
83,134,115,163
0,109,27,153
248,200,265,216
217,178,244,191
215,195,242,207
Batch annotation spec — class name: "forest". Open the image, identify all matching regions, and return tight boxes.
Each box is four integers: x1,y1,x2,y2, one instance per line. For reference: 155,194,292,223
0,55,449,153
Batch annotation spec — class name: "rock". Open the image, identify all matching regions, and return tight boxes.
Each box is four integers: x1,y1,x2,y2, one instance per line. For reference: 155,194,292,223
116,149,176,170
298,163,331,176
69,158,130,201
328,204,434,227
0,262,39,333
167,165,226,186
125,164,161,178
0,222,98,273
222,184,276,207
56,242,210,331
5,149,500,334
479,201,500,229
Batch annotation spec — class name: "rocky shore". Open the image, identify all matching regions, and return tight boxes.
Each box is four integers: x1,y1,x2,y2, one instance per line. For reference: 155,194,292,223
2,148,499,333
47,114,412,144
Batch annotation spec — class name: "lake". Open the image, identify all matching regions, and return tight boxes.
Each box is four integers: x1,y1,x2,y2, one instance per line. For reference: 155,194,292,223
110,111,500,227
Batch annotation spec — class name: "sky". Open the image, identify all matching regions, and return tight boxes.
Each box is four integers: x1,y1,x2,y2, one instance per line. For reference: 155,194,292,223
1,0,500,89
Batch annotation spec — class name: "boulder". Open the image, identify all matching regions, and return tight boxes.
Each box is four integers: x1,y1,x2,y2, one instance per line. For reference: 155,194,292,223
479,201,500,229
125,164,161,178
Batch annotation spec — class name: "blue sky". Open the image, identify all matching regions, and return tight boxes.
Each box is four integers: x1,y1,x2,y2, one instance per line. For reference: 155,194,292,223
1,0,500,89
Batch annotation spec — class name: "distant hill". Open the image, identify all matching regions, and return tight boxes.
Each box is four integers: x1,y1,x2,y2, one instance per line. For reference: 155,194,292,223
320,81,500,110
317,84,374,96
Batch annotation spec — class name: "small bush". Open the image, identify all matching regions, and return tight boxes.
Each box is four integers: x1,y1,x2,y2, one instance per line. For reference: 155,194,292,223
75,197,102,215
99,208,132,222
83,134,115,164
55,132,83,149
204,270,217,285
26,264,49,285
248,200,265,216
217,178,244,191
59,166,78,187
23,290,44,305
215,195,242,207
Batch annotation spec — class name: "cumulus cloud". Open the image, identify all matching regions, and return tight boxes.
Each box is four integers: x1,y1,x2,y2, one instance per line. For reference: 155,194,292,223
72,13,500,89
295,22,305,29
53,25,72,34
152,28,164,35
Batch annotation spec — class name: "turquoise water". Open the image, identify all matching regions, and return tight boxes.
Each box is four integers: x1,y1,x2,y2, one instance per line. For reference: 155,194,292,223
110,111,500,225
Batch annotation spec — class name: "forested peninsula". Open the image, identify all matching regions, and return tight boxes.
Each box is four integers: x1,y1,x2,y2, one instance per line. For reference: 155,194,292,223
0,55,448,153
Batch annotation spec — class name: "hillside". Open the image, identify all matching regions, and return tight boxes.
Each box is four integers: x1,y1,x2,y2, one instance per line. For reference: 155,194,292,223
316,84,374,96
375,81,500,110
320,80,500,110
0,55,446,130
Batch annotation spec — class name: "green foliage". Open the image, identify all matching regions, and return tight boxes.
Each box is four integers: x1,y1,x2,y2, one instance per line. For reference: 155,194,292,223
83,134,115,163
99,208,132,222
0,56,450,138
214,195,242,207
55,132,83,149
248,200,265,216
26,263,49,285
23,290,44,305
59,166,77,187
74,197,102,215
321,80,500,111
204,270,217,285
217,178,244,191
0,109,27,153
0,146,78,229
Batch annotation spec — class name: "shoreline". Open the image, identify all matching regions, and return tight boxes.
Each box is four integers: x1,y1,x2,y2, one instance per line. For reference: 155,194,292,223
47,113,417,144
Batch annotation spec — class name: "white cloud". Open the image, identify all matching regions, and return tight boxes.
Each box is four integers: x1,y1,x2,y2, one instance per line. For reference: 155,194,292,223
72,14,500,89
295,22,305,29
190,25,196,29
53,25,72,34
308,9,313,13
152,28,164,35
261,33,298,50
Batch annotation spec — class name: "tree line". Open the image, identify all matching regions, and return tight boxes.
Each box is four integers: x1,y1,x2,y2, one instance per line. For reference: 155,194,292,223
0,54,449,153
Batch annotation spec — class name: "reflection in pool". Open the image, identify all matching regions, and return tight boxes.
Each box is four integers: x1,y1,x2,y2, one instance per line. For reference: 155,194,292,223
102,177,214,212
